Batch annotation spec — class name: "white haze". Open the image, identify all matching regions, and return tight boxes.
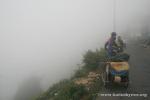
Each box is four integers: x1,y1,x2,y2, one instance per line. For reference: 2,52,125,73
0,0,150,100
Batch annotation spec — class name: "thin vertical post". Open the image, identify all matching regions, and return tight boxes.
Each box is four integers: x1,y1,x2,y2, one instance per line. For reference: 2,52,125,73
113,0,116,32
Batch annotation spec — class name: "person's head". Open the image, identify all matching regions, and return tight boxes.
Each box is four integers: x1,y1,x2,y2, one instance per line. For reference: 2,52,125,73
118,36,122,40
111,32,117,40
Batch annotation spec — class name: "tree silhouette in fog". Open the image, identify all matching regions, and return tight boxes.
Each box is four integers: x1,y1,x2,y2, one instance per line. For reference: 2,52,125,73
14,77,43,100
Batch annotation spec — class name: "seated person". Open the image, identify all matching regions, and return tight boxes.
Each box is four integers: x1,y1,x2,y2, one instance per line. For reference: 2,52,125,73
105,32,118,57
105,32,129,61
117,36,126,52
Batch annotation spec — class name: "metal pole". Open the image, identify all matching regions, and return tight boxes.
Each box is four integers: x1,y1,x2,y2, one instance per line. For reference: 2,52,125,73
113,0,116,32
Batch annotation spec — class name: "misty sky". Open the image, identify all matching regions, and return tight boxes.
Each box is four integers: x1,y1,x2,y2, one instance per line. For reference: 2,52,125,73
0,0,150,100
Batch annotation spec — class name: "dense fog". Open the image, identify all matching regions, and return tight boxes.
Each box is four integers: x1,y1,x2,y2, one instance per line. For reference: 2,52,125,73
0,0,150,100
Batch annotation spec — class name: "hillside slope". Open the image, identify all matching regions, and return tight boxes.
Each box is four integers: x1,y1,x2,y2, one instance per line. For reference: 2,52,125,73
35,48,106,100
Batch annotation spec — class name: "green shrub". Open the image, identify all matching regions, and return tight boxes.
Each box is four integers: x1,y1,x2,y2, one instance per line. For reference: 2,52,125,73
73,68,88,78
54,81,87,100
36,80,88,100
83,48,106,70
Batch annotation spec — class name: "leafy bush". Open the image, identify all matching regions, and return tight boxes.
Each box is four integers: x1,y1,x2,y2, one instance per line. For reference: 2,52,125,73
54,81,87,100
83,48,106,70
35,79,69,100
73,68,88,78
36,80,88,100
